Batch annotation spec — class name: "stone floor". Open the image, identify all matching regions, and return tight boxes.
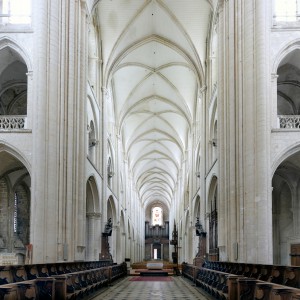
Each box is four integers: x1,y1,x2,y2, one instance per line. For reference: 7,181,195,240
90,276,211,300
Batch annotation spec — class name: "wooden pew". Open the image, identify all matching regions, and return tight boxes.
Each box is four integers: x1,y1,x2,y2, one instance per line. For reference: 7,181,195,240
195,267,242,300
25,265,39,280
255,282,273,300
182,262,300,300
0,277,55,300
0,285,19,300
283,267,300,288
52,268,109,300
182,263,196,282
258,265,273,282
237,277,257,299
0,260,124,300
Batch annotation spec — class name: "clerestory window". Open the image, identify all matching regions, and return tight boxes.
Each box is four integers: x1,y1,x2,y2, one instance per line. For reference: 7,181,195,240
0,0,31,25
151,206,163,226
274,0,299,22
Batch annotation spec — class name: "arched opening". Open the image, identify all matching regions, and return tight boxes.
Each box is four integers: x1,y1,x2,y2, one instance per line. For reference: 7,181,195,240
151,206,163,226
272,151,300,265
207,176,218,261
0,149,31,264
277,49,300,128
145,202,169,261
85,176,100,261
88,120,96,162
0,46,28,130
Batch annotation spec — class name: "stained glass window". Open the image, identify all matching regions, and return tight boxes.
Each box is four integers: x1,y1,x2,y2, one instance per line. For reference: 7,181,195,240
152,206,163,226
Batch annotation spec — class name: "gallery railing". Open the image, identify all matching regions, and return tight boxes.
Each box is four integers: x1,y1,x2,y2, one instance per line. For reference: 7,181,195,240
0,115,27,130
278,115,300,129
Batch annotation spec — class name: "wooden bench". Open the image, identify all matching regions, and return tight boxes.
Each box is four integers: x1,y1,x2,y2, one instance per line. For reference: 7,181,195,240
0,265,55,299
182,263,198,282
51,263,127,300
0,260,126,300
195,267,242,300
0,277,55,300
182,262,300,300
52,267,110,299
202,261,300,287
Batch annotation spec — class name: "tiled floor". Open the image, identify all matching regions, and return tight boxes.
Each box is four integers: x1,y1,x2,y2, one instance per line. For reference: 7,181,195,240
91,276,211,300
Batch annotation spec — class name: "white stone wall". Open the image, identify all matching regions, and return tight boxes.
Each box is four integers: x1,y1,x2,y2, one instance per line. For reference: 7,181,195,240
271,131,300,172
2,0,300,266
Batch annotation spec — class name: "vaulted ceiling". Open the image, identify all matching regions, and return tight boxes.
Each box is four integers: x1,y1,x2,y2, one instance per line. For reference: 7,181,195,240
95,0,212,211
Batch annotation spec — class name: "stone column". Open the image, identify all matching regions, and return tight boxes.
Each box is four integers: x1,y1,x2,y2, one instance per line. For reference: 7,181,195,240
25,71,33,129
101,87,109,224
217,0,230,260
112,225,119,262
218,0,272,263
74,0,88,261
254,0,272,264
31,0,67,263
86,212,101,261
271,73,279,128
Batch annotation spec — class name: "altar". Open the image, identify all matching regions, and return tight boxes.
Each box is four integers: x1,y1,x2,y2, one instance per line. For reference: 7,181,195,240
146,261,164,270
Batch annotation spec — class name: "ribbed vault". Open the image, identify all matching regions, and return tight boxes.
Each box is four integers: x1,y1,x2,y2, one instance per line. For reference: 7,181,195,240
96,0,212,212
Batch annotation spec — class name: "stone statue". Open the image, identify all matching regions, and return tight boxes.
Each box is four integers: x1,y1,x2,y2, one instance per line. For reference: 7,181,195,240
195,217,204,236
103,218,113,236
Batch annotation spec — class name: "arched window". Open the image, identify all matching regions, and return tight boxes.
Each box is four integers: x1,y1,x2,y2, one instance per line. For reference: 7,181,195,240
274,0,299,22
0,47,28,130
88,120,97,161
151,206,163,226
107,157,113,187
0,0,31,25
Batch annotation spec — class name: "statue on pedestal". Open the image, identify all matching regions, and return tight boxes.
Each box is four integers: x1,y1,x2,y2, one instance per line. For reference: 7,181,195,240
99,218,113,260
103,218,113,236
194,217,207,266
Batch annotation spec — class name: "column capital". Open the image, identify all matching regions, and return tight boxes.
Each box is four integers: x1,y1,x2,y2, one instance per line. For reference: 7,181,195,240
26,71,33,80
86,212,102,219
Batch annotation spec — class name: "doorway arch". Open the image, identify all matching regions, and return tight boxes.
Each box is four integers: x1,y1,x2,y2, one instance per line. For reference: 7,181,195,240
272,150,300,265
0,147,31,264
